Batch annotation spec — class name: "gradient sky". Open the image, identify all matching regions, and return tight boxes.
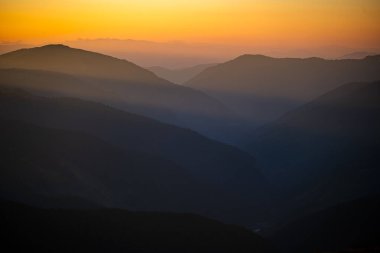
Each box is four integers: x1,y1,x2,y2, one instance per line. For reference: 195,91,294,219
1,0,380,66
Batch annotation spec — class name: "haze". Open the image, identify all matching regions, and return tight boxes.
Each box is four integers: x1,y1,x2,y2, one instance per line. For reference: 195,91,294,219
1,0,380,67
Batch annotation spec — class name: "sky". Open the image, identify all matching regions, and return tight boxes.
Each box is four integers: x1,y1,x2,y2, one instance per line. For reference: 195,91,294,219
1,0,380,66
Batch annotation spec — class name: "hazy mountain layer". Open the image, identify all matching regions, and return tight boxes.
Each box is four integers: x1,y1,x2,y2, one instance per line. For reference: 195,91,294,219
0,45,237,142
0,86,271,224
148,63,217,84
186,54,380,127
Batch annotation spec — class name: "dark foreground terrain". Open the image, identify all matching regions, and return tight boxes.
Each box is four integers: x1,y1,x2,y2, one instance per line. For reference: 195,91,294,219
0,200,274,253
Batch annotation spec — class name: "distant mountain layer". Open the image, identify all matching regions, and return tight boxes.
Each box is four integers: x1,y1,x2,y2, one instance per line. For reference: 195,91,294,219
243,81,380,215
271,196,380,253
1,200,274,253
338,51,378,59
186,54,380,126
0,86,270,225
148,63,217,84
0,45,236,142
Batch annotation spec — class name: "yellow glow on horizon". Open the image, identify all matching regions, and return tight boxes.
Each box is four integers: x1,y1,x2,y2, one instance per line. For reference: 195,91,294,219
1,0,379,48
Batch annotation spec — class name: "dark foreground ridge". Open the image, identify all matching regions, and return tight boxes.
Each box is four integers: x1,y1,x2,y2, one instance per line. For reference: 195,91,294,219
0,200,275,253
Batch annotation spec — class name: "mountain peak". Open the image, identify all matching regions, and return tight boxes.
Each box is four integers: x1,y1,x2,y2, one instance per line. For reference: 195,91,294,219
0,44,161,82
39,44,71,49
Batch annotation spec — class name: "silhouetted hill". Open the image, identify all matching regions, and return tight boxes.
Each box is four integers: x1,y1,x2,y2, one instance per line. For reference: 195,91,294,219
0,45,236,141
1,200,275,253
186,54,380,127
243,81,380,216
271,196,380,253
0,44,159,82
0,87,271,225
148,63,217,84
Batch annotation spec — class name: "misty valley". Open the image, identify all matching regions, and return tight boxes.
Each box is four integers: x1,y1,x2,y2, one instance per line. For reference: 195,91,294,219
0,45,379,253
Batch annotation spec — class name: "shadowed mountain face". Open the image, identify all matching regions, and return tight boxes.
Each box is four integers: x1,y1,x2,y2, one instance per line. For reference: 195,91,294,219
243,81,380,215
0,119,224,214
271,196,380,253
1,200,275,253
186,54,380,127
0,86,271,225
0,45,237,142
148,63,217,84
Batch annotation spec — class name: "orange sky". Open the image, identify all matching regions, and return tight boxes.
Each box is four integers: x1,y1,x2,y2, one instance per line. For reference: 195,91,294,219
0,0,380,66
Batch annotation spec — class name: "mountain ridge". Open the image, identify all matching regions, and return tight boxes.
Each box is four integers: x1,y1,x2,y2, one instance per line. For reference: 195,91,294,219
186,53,380,128
0,45,239,142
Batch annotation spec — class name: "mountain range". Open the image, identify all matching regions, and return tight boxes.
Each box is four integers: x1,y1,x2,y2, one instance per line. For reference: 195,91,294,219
243,81,380,222
1,44,379,252
0,86,270,225
0,44,237,142
185,54,380,129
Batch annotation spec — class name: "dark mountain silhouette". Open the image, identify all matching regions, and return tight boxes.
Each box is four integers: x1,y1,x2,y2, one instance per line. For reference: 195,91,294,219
243,81,380,218
0,45,236,141
271,196,380,253
0,86,271,225
148,63,217,84
186,54,380,128
1,200,275,253
338,51,378,59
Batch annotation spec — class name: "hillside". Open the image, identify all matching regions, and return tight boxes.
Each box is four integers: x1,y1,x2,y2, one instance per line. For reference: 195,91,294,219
186,54,380,127
0,86,271,225
0,45,236,142
271,196,380,253
243,81,380,217
1,200,275,253
1,119,231,213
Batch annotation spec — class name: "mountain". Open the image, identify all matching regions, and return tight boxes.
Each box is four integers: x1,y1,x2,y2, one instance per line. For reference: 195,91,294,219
271,196,380,253
0,45,236,141
186,54,380,127
1,200,275,253
0,42,31,54
338,51,378,59
148,63,217,84
0,86,270,225
0,119,224,214
243,81,380,216
0,44,159,82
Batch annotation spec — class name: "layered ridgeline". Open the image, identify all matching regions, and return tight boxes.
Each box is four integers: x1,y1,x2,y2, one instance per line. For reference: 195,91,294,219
186,54,380,128
243,81,380,215
148,63,217,84
1,200,275,253
0,45,236,141
0,86,270,225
